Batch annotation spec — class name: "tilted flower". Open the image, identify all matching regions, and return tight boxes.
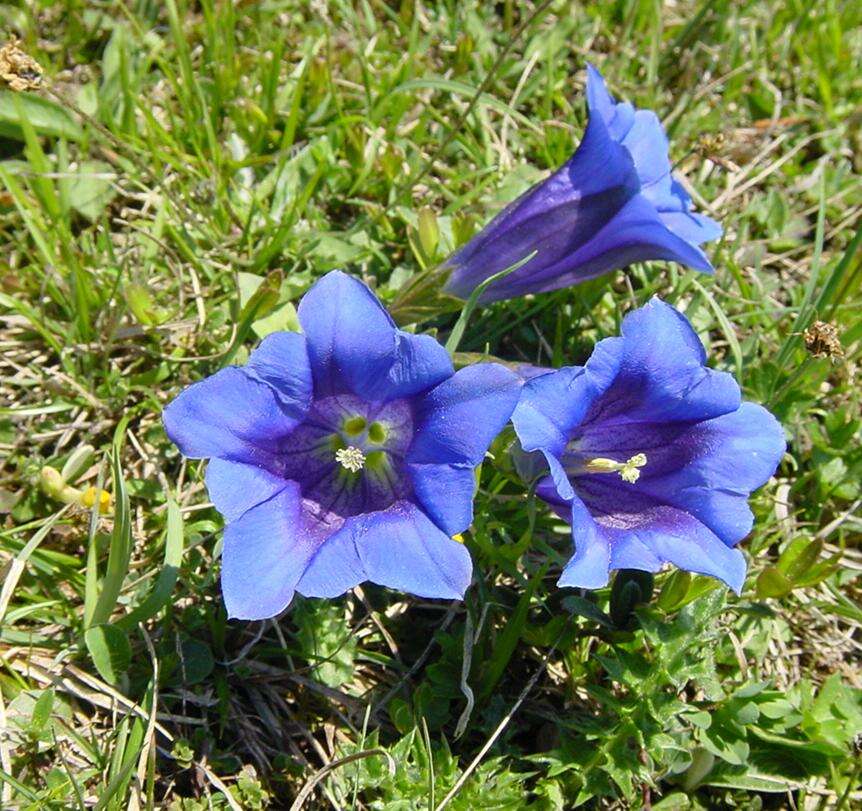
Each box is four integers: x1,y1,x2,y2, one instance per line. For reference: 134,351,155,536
164,271,520,619
444,65,722,304
511,299,785,593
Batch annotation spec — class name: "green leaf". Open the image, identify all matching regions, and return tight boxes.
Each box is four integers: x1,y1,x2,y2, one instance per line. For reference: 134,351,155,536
777,536,823,582
0,91,84,141
478,565,547,702
165,637,215,687
237,271,300,338
125,282,166,326
417,207,439,262
85,624,132,684
755,566,793,599
657,570,692,612
705,769,799,793
29,689,55,736
66,160,117,221
116,496,184,630
445,249,537,354
85,436,133,628
294,599,356,688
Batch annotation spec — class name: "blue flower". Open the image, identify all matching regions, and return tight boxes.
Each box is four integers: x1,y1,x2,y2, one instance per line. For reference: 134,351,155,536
444,65,722,304
511,299,784,593
163,271,520,619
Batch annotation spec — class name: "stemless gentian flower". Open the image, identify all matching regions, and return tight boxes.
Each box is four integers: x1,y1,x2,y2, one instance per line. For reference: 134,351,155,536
444,65,722,304
163,271,520,619
512,299,784,592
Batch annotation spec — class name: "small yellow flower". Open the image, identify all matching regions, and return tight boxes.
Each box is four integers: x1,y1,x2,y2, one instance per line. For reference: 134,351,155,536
451,533,465,544
40,466,111,513
80,486,111,514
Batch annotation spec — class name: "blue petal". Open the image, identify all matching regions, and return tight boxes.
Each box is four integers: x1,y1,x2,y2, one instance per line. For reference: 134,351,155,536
599,515,746,592
408,364,521,465
296,501,472,599
557,494,609,589
513,364,555,381
581,298,741,425
163,367,301,464
635,402,785,546
586,66,721,244
205,459,288,522
512,355,622,456
386,330,454,399
574,477,747,592
572,193,716,274
407,462,477,536
660,209,722,248
298,270,398,400
622,109,671,190
221,482,321,619
585,64,636,143
245,331,313,419
512,366,593,456
605,528,662,572
298,270,453,401
443,65,720,304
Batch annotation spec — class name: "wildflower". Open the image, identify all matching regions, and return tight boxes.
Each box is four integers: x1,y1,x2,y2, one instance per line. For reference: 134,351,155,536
511,299,785,592
40,466,111,513
0,38,43,92
163,271,520,619
443,65,721,304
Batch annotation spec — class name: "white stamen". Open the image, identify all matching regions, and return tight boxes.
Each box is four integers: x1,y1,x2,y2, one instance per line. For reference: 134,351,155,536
583,453,647,483
335,445,366,472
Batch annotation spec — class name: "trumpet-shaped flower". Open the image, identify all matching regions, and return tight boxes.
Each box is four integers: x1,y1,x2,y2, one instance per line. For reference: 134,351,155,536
444,65,722,304
512,299,784,592
164,271,520,619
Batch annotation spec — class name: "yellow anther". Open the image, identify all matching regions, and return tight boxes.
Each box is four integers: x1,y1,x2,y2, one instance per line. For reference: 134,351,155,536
335,445,366,472
582,453,647,484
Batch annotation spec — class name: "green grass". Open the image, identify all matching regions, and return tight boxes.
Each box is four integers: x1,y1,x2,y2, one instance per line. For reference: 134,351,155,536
1,0,861,808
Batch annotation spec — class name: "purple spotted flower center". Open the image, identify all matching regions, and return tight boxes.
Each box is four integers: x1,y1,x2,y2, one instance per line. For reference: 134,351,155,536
277,395,414,529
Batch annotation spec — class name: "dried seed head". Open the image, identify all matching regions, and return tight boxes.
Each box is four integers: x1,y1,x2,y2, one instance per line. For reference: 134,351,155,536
696,131,727,158
803,320,843,360
0,38,44,92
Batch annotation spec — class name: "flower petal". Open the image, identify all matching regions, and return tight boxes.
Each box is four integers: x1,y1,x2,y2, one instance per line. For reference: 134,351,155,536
245,331,313,419
385,330,455,399
407,462,477,536
581,298,741,426
205,459,288,522
660,209,723,247
574,476,747,592
634,402,785,545
513,366,593,456
297,270,398,400
297,501,472,599
408,364,521,466
557,494,609,589
585,63,636,142
163,367,300,464
221,482,322,619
